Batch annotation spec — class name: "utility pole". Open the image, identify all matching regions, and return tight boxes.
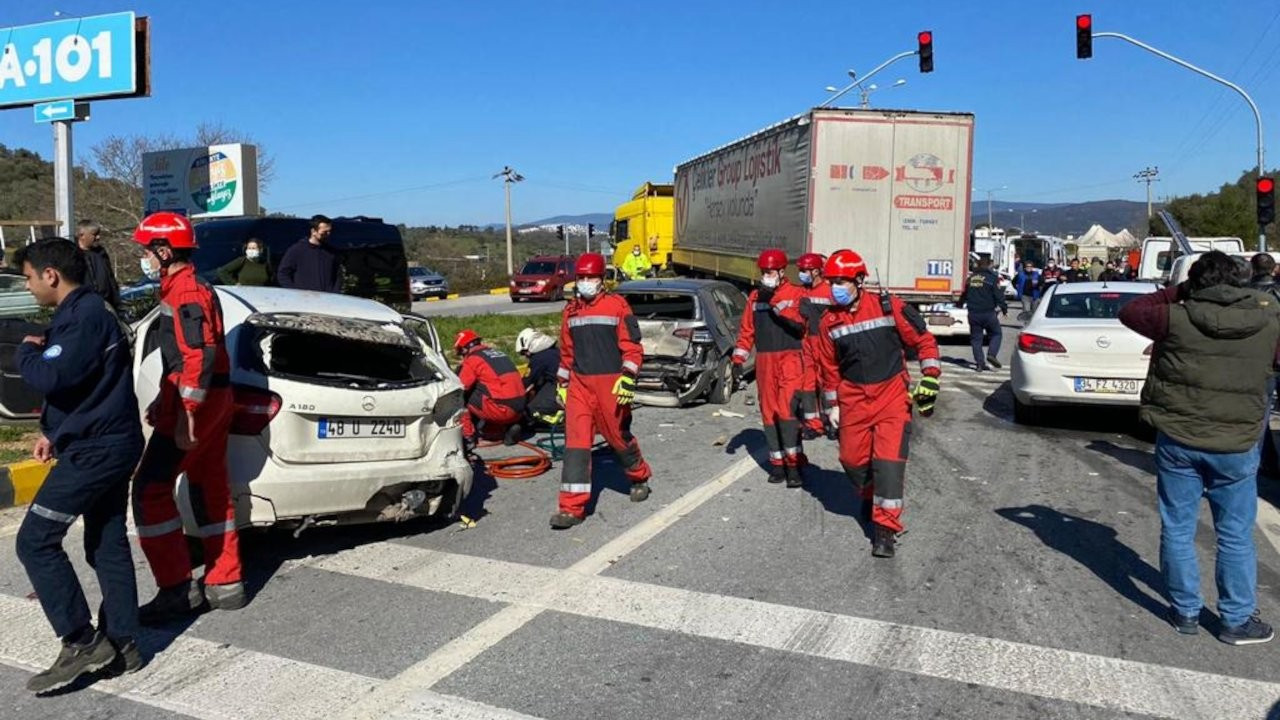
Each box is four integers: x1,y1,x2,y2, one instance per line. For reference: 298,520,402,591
53,121,74,237
1134,166,1160,220
493,166,524,276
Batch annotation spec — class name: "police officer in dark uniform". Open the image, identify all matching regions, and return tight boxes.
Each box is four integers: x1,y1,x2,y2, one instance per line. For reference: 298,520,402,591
13,239,145,693
958,257,1008,372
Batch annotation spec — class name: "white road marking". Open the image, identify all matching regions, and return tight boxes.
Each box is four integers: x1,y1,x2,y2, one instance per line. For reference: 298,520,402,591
0,593,539,720
332,452,762,720
317,543,1280,720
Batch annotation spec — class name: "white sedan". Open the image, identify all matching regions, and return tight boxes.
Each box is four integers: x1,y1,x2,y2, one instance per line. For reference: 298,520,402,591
920,302,970,338
1010,281,1160,424
132,287,473,533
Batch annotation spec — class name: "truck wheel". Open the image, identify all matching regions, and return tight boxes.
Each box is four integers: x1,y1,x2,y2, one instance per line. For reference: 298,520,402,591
708,359,734,405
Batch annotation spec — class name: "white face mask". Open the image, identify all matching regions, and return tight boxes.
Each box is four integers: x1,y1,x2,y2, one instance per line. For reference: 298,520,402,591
246,249,262,261
577,279,602,298
760,274,780,289
632,248,641,256
140,257,160,281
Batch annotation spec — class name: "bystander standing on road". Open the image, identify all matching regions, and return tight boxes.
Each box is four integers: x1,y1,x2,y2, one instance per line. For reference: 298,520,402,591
76,220,121,310
957,257,1007,371
1249,253,1280,475
1063,258,1090,283
1088,257,1105,281
1099,260,1124,282
216,238,273,286
277,214,342,292
13,238,145,693
1014,260,1041,312
1119,251,1280,645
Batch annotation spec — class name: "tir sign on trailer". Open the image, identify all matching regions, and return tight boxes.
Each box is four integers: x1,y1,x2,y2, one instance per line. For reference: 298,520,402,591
1076,14,1093,59
917,31,934,73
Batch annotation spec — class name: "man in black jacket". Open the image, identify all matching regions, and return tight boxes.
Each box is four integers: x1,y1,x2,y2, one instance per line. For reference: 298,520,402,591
958,257,1008,371
75,221,121,310
277,215,343,293
1250,253,1280,476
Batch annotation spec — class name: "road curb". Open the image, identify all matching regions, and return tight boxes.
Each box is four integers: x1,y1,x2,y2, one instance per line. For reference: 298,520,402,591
488,287,510,296
0,460,51,510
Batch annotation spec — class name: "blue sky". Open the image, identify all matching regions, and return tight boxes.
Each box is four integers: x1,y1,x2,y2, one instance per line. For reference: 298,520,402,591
1,1,1277,226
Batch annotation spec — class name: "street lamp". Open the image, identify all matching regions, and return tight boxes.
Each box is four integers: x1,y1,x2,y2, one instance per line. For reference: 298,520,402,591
493,166,524,277
821,70,859,106
859,78,906,108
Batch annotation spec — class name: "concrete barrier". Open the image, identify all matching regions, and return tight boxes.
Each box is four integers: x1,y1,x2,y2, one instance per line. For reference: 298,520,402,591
0,460,52,510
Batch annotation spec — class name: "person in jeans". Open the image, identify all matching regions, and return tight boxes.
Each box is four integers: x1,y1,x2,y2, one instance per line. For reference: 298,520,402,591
1119,250,1280,645
1249,253,1280,475
13,238,145,692
957,257,1007,371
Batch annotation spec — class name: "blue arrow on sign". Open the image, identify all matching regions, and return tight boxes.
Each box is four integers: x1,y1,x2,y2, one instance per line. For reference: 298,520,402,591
33,100,75,123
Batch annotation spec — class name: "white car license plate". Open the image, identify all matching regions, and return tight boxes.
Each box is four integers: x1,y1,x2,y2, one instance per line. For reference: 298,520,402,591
925,315,955,326
318,417,406,439
1073,378,1139,394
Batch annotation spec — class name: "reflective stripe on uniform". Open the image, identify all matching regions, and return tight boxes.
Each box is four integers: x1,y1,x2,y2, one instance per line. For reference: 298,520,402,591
823,390,838,402
873,495,904,509
768,451,783,460
622,360,639,375
802,412,820,420
773,300,795,311
920,358,941,370
808,297,833,305
136,517,184,538
198,519,236,537
568,316,620,328
828,316,895,340
30,504,76,524
733,348,749,360
557,367,571,381
560,483,592,494
180,385,207,402
783,447,800,456
753,302,771,311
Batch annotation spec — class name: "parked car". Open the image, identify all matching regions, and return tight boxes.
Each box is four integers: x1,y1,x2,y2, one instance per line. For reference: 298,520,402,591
0,272,39,320
1166,251,1276,287
409,266,450,300
510,255,576,302
920,302,970,338
132,286,472,533
1010,281,1160,424
614,278,752,407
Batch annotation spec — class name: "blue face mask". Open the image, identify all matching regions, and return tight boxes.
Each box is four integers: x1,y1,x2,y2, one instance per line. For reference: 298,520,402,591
831,284,854,306
798,271,812,286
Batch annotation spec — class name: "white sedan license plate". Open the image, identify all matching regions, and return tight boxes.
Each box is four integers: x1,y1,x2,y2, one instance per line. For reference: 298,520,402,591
1073,378,1139,394
318,417,406,439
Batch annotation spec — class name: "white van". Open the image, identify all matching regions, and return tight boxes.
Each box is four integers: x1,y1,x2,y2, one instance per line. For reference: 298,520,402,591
1138,237,1244,281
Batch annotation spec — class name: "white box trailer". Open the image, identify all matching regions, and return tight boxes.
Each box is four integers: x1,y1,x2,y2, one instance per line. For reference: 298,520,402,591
671,107,975,304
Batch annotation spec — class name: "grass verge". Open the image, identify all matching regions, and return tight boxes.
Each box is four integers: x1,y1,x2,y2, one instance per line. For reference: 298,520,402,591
431,312,562,363
0,424,39,465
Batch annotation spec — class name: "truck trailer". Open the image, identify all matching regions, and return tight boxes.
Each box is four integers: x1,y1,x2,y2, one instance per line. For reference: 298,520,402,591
667,107,975,305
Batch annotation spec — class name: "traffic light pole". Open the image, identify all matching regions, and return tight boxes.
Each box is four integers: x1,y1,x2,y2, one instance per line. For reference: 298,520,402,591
1092,31,1266,251
821,50,916,107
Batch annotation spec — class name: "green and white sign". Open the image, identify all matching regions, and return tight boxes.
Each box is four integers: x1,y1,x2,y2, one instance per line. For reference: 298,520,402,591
143,144,259,218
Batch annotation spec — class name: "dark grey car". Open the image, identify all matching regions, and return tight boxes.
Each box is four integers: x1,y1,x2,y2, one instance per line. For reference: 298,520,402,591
615,278,754,407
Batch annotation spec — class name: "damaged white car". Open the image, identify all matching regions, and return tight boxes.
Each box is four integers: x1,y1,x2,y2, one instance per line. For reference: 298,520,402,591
132,287,472,535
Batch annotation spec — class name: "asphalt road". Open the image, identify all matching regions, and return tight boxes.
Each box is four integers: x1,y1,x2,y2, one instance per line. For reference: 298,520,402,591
3,320,1280,719
411,293,566,318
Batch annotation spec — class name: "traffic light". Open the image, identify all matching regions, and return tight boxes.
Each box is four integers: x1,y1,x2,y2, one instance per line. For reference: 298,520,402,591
1258,176,1276,227
556,225,565,241
1076,14,1092,59
587,223,595,237
917,31,933,73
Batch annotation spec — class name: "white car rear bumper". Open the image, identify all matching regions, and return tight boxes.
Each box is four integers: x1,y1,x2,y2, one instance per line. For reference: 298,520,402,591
1011,351,1146,407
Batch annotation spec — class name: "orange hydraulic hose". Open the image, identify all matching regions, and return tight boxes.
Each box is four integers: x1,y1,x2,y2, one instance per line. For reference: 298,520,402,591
472,439,553,479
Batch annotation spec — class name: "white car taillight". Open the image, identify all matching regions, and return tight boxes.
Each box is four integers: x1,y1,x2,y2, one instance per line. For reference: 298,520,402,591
231,386,282,435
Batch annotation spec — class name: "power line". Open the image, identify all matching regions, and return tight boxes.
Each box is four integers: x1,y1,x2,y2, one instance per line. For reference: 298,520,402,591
271,176,489,211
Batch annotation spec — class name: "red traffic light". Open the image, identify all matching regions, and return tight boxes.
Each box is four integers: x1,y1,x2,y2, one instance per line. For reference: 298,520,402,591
1076,14,1092,29
1259,178,1275,193
918,31,932,44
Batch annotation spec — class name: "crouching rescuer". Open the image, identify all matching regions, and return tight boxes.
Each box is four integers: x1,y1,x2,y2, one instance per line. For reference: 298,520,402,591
816,250,941,558
131,212,245,621
551,252,652,529
454,329,526,446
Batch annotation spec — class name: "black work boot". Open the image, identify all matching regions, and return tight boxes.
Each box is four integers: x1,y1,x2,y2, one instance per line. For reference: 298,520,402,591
139,580,207,626
785,464,803,488
872,526,897,558
205,581,247,611
549,511,584,530
27,630,116,693
630,482,651,502
503,423,523,447
767,465,786,484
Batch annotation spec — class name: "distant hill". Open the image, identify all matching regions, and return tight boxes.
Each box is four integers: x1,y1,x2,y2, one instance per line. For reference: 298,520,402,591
972,199,1155,238
486,213,614,231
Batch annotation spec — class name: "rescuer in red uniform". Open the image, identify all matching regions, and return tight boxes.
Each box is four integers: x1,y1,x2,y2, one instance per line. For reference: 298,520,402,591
816,249,941,558
733,249,808,488
796,252,832,439
551,252,652,529
454,329,526,446
131,212,244,622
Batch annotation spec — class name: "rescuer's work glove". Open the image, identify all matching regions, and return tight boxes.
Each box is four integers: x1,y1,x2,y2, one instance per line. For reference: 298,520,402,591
613,375,637,406
914,376,940,417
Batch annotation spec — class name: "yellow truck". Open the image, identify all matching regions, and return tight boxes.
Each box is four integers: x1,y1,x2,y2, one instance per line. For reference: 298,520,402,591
610,182,674,273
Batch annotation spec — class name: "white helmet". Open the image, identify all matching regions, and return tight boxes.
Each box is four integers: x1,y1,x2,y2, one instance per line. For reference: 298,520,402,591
515,328,537,355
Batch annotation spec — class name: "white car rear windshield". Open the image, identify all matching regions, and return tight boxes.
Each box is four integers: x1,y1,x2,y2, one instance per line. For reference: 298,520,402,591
1044,292,1147,320
623,292,698,321
242,313,439,388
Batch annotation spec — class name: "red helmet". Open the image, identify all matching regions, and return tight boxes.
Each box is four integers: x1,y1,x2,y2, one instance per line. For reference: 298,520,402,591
797,253,825,271
133,212,196,249
824,249,867,280
453,329,481,353
575,252,606,277
757,249,787,271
